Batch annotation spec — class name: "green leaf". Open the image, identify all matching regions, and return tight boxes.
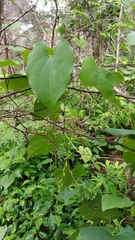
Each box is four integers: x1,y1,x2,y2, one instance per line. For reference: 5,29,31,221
78,146,92,163
58,25,66,34
8,46,26,52
102,194,133,212
59,189,79,205
10,22,20,29
0,174,15,189
26,40,74,108
79,56,124,105
0,59,19,67
35,217,43,228
27,134,61,159
33,98,61,120
79,226,135,240
54,164,85,191
0,74,30,91
39,231,46,239
22,50,31,63
106,128,135,136
75,38,88,49
127,31,135,45
53,215,61,227
39,232,47,238
123,135,135,149
123,151,135,163
0,226,6,240
79,203,121,222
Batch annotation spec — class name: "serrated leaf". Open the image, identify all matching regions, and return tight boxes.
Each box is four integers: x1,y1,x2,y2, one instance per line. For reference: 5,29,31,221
79,56,124,105
106,128,135,136
79,226,135,240
127,31,135,45
102,194,133,212
26,40,74,108
27,134,61,159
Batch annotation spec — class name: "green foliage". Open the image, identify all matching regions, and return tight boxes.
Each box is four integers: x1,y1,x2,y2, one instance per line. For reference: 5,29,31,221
1,0,135,239
0,59,19,67
27,134,62,159
127,31,135,45
78,226,135,240
102,195,133,211
26,40,74,108
0,74,29,91
79,56,124,105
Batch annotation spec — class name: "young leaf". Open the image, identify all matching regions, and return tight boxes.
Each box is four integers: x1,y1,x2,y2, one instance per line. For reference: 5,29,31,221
79,146,92,163
26,40,74,108
79,56,124,105
102,194,133,212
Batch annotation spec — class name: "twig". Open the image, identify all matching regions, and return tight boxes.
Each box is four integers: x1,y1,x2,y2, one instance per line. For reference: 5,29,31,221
68,87,135,101
0,87,31,99
0,0,38,35
51,0,58,48
1,85,135,102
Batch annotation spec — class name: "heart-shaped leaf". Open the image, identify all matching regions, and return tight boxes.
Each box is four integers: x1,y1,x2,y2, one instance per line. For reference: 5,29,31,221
26,40,74,108
79,56,124,105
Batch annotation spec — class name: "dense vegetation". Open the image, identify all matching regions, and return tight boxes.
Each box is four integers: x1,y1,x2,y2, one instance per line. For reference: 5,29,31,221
0,0,135,239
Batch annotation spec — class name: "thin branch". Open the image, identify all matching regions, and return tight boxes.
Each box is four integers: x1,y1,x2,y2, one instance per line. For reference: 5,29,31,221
0,87,31,99
68,87,135,101
0,0,38,35
1,85,135,102
51,0,58,48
